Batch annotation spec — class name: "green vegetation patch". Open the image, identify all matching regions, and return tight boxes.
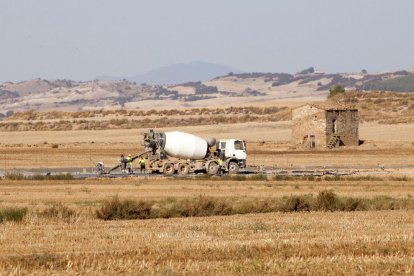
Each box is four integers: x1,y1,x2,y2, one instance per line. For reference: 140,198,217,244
0,207,28,223
363,75,414,92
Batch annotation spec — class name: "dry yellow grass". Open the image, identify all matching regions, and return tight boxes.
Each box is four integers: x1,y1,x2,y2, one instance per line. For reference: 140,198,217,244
3,91,413,131
334,91,414,124
1,178,414,274
2,178,414,207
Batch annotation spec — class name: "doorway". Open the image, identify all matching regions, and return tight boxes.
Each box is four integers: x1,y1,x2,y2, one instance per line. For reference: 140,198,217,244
332,119,338,134
309,135,316,148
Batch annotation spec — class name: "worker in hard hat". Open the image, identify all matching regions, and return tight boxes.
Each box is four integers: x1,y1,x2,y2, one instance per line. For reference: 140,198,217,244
126,154,133,174
96,161,105,174
139,156,146,174
217,155,224,174
119,154,127,173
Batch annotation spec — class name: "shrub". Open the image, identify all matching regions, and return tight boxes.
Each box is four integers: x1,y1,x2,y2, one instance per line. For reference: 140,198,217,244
315,190,340,211
39,203,78,223
185,197,233,217
8,173,74,181
96,196,153,220
280,195,311,212
249,174,268,181
323,176,341,181
328,84,345,98
340,197,367,211
4,171,25,180
345,176,383,181
229,175,247,181
369,196,396,210
0,207,28,223
41,173,73,180
389,176,410,181
273,175,294,181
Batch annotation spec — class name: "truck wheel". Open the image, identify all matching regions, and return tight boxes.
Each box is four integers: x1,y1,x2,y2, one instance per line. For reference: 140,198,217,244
178,163,190,175
164,163,175,175
228,162,239,174
207,161,219,175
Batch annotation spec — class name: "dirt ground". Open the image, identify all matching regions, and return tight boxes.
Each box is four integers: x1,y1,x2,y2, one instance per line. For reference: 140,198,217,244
2,121,414,144
0,122,413,170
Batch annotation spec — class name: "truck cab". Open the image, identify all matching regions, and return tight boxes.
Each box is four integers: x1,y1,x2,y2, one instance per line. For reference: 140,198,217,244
216,139,247,172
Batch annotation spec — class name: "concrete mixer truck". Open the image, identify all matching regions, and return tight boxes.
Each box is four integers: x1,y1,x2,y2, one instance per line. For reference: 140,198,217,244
142,129,246,175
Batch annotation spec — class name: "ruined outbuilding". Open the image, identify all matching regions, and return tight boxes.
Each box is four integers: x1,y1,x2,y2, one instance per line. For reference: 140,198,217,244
292,103,359,149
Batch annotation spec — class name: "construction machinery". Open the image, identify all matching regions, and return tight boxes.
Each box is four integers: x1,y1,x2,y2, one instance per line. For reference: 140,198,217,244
105,129,246,175
140,129,247,175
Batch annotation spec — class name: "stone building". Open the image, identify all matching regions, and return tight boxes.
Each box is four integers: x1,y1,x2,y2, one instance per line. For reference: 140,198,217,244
292,103,359,149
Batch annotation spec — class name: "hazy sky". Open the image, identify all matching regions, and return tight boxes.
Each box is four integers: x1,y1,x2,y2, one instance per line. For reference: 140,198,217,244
1,0,413,82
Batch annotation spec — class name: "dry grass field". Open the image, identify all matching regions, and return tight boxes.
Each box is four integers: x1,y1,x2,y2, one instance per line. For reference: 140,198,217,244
1,178,414,274
2,91,413,131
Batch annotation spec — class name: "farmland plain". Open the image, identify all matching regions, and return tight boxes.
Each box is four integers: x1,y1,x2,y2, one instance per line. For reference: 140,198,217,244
1,178,414,274
1,93,414,274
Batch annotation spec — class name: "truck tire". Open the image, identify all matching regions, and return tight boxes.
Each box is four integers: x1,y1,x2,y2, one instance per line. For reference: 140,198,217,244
228,162,239,174
163,163,175,175
207,161,219,175
178,163,190,175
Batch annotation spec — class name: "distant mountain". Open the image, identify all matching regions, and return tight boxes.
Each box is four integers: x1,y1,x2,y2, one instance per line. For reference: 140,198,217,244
127,61,242,85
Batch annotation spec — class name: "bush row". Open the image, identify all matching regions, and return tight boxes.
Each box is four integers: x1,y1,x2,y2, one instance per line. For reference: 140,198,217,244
2,191,413,223
6,106,289,121
0,111,292,131
96,192,414,221
0,204,78,224
4,172,74,180
189,174,410,182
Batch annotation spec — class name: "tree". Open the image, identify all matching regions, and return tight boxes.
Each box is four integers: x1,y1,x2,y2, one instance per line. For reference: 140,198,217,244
328,84,345,98
297,67,315,75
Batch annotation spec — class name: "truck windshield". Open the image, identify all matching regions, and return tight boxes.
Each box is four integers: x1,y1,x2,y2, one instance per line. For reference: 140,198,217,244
234,140,244,150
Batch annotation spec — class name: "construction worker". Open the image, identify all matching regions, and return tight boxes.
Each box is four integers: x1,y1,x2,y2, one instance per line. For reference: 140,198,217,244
126,154,133,174
119,154,127,173
139,156,146,173
217,155,224,174
220,149,226,162
96,161,105,175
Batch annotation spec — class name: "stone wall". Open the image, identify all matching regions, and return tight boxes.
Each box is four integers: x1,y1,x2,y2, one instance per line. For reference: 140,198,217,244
325,110,359,146
292,104,359,148
292,105,327,148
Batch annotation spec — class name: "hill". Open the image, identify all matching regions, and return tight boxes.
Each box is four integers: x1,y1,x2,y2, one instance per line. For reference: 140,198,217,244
330,90,414,124
362,75,414,92
2,91,413,131
1,68,414,116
